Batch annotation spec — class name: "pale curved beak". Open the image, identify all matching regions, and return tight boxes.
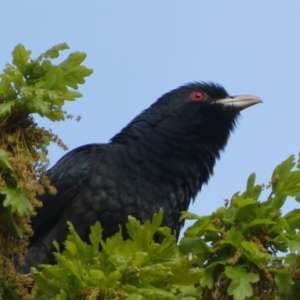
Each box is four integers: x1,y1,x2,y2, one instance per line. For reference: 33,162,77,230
217,94,263,111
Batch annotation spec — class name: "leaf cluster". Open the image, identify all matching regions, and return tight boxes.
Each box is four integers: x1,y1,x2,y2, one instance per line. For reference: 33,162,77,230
180,154,300,299
0,43,92,122
0,43,92,237
0,44,92,300
34,209,203,300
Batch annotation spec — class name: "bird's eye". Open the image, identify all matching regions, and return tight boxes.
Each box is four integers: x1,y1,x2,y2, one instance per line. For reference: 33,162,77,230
190,91,205,101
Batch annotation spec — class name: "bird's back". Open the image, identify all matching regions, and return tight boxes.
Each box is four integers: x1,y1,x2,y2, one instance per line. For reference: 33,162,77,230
18,140,195,272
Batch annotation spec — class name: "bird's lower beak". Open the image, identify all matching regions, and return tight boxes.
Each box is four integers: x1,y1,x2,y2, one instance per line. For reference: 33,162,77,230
217,95,262,111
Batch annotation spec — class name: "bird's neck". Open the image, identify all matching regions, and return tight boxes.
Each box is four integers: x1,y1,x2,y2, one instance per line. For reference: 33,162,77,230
110,116,236,203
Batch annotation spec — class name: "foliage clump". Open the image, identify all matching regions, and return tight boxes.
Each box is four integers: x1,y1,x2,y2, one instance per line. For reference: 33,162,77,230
35,209,203,299
0,44,92,299
180,154,300,299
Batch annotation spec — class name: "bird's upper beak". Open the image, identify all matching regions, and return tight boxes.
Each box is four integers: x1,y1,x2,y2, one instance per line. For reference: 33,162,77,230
216,95,262,111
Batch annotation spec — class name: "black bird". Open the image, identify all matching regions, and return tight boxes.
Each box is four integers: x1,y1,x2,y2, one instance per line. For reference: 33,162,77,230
16,82,261,273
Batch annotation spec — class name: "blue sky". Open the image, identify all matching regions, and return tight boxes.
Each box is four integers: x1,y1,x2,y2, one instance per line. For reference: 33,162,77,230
2,2,300,233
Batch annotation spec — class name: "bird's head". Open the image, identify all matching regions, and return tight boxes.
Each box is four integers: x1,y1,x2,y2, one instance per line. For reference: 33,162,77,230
149,81,261,118
111,82,262,146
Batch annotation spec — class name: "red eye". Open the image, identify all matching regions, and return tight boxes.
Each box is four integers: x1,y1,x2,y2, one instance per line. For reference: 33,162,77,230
190,91,204,101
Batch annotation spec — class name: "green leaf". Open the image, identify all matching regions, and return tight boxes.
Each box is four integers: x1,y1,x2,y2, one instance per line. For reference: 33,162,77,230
1,185,32,215
200,262,220,289
2,63,23,80
243,173,262,200
0,101,15,119
226,196,257,223
144,208,163,235
34,272,61,296
284,209,300,231
247,218,276,228
0,149,17,182
102,231,125,257
270,234,289,252
168,264,204,286
269,268,293,295
126,215,142,240
59,52,93,89
60,52,87,69
287,236,300,253
283,253,298,266
235,197,257,209
223,227,243,248
241,241,273,264
225,266,259,300
45,110,65,122
131,252,149,267
52,253,81,278
88,269,106,281
53,240,60,252
62,90,82,100
25,98,50,116
37,43,70,60
270,155,297,208
42,66,65,90
136,287,177,300
106,271,122,287
272,155,295,182
282,171,300,197
245,173,256,196
210,206,226,220
183,216,218,237
57,289,68,300
12,44,31,73
65,221,88,258
180,211,201,221
1,206,24,237
0,77,18,100
63,65,93,89
89,221,103,249
268,217,290,235
179,237,210,265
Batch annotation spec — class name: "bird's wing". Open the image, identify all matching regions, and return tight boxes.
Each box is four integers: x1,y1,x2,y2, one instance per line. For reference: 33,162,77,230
30,143,101,244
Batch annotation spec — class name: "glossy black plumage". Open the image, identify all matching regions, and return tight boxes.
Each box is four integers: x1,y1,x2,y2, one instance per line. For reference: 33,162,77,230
16,82,261,273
